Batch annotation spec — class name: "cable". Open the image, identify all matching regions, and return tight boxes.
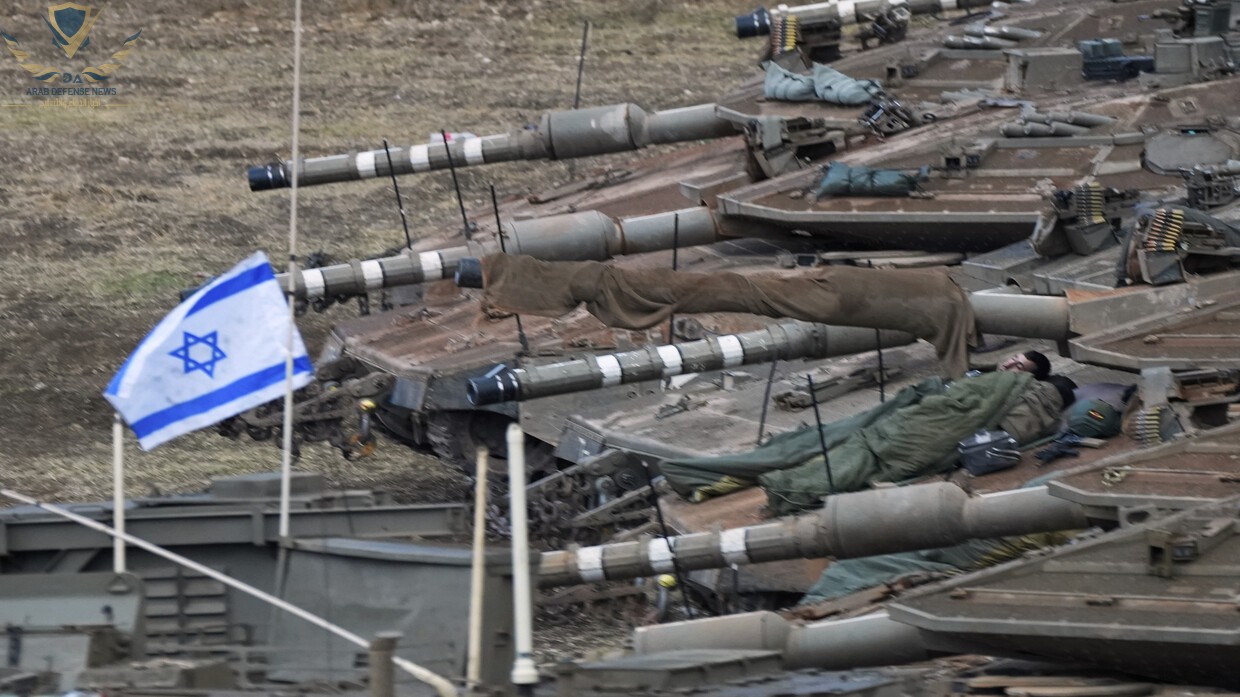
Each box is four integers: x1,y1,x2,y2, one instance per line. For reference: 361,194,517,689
491,184,530,355
441,129,471,240
382,138,414,249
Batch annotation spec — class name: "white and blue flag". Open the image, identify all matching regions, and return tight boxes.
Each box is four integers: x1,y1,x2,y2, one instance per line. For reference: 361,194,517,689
104,252,313,450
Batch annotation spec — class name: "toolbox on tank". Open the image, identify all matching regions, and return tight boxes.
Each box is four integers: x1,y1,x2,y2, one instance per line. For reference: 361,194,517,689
957,429,1021,475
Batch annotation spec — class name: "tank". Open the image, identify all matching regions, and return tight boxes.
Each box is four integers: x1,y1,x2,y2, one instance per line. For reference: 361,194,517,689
208,0,1235,558
212,0,1240,551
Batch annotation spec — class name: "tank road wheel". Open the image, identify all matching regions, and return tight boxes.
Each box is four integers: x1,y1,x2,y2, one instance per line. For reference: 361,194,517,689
426,410,558,480
429,411,566,540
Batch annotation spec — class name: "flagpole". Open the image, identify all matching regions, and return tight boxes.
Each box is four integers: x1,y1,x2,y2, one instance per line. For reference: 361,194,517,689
278,0,304,543
112,413,126,573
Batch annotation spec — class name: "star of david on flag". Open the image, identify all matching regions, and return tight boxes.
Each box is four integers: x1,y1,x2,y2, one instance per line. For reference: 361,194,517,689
104,252,313,450
169,331,227,377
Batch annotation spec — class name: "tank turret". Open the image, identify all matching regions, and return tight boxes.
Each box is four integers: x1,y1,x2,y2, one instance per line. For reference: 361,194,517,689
609,494,1240,689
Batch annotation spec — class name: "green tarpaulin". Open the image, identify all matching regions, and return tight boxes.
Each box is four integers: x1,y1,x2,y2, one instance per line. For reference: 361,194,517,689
800,532,1075,605
661,377,944,497
663,371,1066,516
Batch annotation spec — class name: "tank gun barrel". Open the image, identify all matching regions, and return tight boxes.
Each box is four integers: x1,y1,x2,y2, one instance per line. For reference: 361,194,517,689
248,102,735,191
944,35,1019,50
1189,159,1240,177
962,24,1043,41
467,322,915,405
277,207,771,301
735,0,994,37
537,482,1087,587
634,610,932,671
465,286,1069,406
282,247,469,301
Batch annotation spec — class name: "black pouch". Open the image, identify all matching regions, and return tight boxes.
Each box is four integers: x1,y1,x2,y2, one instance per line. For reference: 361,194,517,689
956,429,1021,476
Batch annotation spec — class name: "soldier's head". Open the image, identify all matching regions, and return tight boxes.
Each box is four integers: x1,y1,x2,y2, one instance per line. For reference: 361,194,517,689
999,350,1051,381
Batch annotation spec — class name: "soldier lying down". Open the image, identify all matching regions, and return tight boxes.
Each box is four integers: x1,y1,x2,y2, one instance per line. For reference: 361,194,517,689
662,371,1078,515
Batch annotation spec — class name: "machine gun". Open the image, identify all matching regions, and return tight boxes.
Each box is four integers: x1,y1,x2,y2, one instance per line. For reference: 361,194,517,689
1181,159,1240,209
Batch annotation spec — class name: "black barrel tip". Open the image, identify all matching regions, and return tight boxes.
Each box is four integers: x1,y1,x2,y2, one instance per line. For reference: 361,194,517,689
735,7,770,38
454,257,485,288
247,163,288,191
467,364,520,405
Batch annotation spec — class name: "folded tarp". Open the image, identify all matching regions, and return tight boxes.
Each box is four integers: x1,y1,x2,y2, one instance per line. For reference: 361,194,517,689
479,254,978,377
812,63,885,104
814,161,927,198
764,62,883,105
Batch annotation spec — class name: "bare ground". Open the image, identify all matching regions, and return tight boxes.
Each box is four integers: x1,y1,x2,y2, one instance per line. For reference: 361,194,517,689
0,0,756,503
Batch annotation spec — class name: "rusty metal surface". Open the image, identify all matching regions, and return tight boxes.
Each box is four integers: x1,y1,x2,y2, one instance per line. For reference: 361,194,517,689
1049,422,1240,508
1057,0,1176,42
503,138,750,221
889,497,1240,686
1071,295,1240,369
716,76,1240,254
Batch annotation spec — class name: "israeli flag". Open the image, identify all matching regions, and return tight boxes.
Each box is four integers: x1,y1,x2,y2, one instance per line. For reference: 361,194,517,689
104,252,313,450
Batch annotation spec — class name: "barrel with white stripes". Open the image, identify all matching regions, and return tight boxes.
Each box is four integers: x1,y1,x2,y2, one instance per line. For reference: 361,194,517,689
275,206,749,302
536,483,1088,587
247,102,735,191
465,322,915,405
732,0,996,38
281,248,466,301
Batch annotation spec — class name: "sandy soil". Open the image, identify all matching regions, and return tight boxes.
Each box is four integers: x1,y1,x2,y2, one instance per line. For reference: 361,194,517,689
0,0,757,503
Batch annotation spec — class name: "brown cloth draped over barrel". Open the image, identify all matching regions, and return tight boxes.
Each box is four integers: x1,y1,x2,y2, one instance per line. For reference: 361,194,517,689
479,254,979,376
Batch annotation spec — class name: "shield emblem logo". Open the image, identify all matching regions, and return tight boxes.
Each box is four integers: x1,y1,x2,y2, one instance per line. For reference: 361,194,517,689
44,2,101,59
